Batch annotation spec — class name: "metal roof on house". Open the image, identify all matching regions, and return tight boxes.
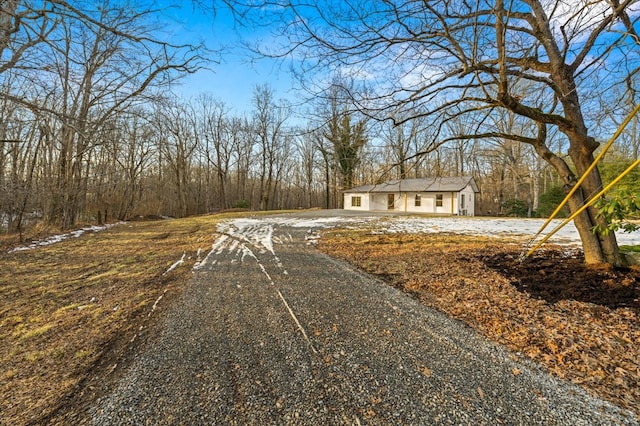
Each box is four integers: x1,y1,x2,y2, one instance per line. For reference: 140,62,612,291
346,176,479,193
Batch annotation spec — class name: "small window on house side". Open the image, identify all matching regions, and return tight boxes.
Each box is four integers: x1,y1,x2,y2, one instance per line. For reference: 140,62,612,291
461,194,465,209
436,194,443,207
414,194,421,207
352,196,362,207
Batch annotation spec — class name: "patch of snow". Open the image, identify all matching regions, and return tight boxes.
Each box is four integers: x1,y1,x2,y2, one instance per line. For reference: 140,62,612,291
268,215,640,247
272,216,368,228
215,219,285,266
193,248,205,269
8,222,124,253
217,219,277,255
369,216,640,246
148,289,168,317
304,229,322,245
371,217,581,243
311,216,638,248
163,252,186,275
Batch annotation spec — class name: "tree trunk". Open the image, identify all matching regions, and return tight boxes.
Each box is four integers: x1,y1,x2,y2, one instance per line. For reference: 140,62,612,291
324,156,330,209
568,147,623,266
556,63,625,266
529,121,625,266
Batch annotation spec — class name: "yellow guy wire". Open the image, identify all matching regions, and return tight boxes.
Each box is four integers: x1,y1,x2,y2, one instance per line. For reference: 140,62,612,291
522,157,640,260
526,102,640,247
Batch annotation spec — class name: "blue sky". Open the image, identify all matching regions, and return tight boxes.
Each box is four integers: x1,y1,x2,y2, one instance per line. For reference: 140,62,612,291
161,3,298,114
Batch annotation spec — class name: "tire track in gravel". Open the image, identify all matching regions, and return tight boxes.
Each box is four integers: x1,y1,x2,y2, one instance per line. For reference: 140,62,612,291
90,213,638,425
211,220,317,354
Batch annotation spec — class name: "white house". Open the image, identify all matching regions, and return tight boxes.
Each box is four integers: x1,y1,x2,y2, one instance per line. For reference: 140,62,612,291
344,176,479,216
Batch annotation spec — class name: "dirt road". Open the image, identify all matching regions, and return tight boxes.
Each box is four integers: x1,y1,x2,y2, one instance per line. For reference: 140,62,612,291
90,212,636,425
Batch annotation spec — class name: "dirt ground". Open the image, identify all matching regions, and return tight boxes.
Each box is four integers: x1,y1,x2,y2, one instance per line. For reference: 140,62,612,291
319,231,640,417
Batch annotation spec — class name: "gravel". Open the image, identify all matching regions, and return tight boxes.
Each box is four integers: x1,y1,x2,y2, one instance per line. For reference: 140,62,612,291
90,212,637,425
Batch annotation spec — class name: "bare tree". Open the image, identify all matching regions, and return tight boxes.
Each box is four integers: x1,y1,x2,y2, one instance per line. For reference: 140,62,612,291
94,111,156,222
0,0,56,77
251,84,292,210
228,116,254,207
313,130,335,209
196,95,233,209
153,100,200,217
1,1,206,228
296,130,320,209
381,113,428,180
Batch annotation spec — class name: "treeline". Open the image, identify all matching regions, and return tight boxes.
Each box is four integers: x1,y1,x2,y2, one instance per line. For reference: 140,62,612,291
0,1,204,232
2,2,639,234
3,78,640,233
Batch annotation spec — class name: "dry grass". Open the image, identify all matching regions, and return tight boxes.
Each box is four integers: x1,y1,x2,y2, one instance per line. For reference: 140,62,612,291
0,213,262,425
319,230,640,418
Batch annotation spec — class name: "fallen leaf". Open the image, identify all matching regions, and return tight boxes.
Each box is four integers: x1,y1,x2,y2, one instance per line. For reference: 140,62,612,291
420,367,433,377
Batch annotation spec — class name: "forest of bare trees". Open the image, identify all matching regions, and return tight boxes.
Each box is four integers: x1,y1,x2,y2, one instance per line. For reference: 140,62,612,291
1,1,639,266
3,73,631,230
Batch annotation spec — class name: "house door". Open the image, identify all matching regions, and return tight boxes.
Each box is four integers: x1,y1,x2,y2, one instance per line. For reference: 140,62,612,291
387,194,395,210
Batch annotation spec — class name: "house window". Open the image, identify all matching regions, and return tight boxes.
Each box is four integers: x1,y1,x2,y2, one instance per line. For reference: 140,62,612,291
414,194,421,207
461,194,465,209
436,194,443,207
351,196,362,207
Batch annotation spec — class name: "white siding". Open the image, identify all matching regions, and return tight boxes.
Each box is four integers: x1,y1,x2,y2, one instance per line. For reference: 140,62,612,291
343,193,371,210
381,192,456,214
458,184,475,216
415,192,456,214
405,192,429,213
432,192,455,214
370,194,388,210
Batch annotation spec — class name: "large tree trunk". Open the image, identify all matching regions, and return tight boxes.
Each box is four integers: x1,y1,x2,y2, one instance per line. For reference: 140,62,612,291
530,122,624,266
559,77,624,265
567,144,624,266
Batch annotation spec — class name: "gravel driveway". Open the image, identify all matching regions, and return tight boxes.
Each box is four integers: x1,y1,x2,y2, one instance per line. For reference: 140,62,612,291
91,212,637,425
